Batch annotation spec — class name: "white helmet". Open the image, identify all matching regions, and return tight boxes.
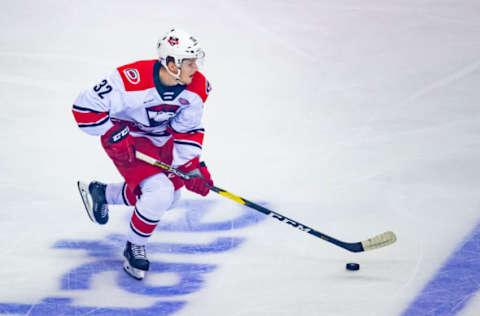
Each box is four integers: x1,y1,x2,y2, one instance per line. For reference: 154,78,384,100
156,28,205,81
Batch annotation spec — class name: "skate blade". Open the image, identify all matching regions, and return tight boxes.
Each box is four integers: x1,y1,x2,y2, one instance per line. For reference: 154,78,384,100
123,260,145,280
77,181,95,223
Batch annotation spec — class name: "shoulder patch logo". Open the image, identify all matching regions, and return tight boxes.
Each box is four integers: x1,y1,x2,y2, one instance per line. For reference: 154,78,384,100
206,80,212,95
124,68,140,85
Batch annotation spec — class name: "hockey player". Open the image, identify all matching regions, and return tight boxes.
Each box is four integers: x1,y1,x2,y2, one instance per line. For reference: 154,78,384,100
73,28,213,280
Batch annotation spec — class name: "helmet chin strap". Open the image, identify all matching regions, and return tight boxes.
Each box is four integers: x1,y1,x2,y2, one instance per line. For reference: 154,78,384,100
163,62,185,85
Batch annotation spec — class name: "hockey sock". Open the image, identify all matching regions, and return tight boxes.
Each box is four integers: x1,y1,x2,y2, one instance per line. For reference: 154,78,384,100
126,173,175,245
128,207,160,245
106,182,136,206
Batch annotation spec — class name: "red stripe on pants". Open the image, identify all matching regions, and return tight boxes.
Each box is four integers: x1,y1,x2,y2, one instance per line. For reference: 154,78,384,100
130,210,157,235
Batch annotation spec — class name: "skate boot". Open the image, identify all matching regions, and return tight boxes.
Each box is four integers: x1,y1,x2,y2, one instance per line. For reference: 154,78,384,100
77,181,109,225
123,241,150,280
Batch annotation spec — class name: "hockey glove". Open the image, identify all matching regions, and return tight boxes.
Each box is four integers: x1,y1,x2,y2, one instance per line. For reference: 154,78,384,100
101,123,135,167
178,157,213,196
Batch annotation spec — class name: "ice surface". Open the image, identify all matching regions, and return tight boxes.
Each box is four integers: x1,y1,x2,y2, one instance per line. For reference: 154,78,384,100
1,0,480,315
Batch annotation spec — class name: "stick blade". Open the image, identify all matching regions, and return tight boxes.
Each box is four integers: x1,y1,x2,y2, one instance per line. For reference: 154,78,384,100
361,231,397,251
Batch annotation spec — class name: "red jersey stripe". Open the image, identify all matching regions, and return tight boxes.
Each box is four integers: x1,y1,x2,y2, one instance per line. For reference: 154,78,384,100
170,130,204,145
72,109,109,124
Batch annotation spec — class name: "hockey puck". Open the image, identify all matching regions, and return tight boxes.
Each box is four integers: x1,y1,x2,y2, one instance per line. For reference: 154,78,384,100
346,263,360,271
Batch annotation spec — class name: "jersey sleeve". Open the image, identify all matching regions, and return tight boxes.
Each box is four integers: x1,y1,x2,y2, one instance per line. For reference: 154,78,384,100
169,100,205,167
71,70,125,136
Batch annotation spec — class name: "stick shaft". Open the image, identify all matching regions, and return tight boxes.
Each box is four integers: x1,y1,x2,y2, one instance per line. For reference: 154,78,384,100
210,185,364,252
134,150,396,253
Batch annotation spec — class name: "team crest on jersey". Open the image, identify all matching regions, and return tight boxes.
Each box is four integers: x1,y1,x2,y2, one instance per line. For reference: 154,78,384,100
146,104,180,127
168,36,179,46
124,68,140,85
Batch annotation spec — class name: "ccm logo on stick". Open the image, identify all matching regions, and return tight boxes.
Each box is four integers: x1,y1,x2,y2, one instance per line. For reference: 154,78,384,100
268,213,311,232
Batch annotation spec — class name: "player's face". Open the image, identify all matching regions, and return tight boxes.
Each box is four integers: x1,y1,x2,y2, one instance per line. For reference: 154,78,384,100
179,59,199,84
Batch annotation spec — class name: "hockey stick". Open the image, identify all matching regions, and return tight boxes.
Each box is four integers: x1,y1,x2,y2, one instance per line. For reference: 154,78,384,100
135,150,397,253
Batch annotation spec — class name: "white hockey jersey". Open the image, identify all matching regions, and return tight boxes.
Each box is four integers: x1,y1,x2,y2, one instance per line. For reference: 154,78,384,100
72,59,211,167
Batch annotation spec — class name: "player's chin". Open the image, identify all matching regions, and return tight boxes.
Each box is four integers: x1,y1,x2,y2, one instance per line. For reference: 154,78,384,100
182,76,193,85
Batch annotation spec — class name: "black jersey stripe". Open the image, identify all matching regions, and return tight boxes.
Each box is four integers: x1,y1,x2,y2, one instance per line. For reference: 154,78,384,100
73,105,104,114
78,116,110,128
168,123,205,134
173,140,202,149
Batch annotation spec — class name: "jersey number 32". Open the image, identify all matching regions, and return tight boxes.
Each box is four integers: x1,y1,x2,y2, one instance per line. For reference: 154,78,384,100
93,79,112,99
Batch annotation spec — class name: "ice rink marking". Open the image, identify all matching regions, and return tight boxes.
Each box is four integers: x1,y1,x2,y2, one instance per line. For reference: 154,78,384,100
401,221,480,315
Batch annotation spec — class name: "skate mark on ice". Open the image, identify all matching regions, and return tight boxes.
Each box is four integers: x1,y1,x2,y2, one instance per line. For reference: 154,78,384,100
155,198,266,232
54,235,245,256
0,297,185,316
400,58,480,105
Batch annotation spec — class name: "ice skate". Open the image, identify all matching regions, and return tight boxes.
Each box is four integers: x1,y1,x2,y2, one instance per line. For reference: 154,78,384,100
77,181,109,225
123,241,150,280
